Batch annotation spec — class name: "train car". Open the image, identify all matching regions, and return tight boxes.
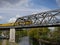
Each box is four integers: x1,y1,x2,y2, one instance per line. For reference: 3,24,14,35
15,20,32,26
0,20,32,26
0,23,14,26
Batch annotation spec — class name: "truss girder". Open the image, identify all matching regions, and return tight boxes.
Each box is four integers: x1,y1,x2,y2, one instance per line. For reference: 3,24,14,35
14,9,60,26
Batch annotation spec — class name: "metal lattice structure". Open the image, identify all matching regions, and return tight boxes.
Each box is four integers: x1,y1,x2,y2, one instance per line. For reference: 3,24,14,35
14,9,60,27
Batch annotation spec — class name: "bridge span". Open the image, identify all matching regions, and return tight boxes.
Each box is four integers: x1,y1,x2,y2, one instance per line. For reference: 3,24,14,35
0,9,60,42
0,24,60,29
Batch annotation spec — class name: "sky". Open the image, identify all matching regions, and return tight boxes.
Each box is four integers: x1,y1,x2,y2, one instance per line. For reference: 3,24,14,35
0,0,60,24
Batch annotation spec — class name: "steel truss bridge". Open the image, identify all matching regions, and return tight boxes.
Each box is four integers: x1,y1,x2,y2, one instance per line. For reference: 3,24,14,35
14,9,60,27
0,9,60,42
0,9,60,29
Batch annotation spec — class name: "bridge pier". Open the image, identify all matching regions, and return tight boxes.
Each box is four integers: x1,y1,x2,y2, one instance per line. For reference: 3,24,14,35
9,28,15,42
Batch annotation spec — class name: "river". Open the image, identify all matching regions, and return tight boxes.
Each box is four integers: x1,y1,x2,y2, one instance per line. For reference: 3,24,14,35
18,36,30,45
0,36,30,45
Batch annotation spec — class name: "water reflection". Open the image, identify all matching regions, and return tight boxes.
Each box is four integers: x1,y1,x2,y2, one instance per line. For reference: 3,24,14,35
18,36,29,45
0,36,30,45
2,40,7,45
0,39,8,45
0,39,18,45
9,42,18,45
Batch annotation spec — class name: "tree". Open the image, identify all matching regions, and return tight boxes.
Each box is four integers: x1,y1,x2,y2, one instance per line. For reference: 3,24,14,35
28,28,50,45
28,28,50,39
46,27,60,45
51,27,60,43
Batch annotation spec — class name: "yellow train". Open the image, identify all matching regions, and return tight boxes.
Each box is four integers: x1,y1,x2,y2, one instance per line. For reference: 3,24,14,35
15,20,32,26
0,20,32,26
0,23,14,26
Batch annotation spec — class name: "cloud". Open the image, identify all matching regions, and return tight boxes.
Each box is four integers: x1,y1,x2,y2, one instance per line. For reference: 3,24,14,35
56,0,60,7
0,0,50,14
0,16,3,20
16,14,20,18
8,7,50,23
8,17,16,23
8,14,20,23
0,0,30,8
0,0,51,23
0,0,21,6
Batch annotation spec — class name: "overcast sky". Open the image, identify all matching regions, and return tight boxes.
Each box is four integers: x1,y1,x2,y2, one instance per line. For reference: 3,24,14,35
0,0,60,23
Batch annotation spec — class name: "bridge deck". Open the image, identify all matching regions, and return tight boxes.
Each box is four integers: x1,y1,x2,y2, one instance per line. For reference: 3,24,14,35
0,24,60,29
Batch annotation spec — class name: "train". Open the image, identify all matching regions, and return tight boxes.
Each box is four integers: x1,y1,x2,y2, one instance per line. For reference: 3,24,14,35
0,23,14,26
0,20,32,26
14,20,32,26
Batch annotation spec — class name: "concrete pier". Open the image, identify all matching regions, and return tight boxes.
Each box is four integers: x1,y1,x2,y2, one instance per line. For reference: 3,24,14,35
9,28,15,42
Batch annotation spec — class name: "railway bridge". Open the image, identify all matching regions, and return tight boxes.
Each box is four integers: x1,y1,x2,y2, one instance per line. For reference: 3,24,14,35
0,9,60,42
